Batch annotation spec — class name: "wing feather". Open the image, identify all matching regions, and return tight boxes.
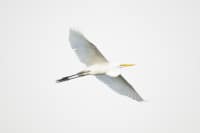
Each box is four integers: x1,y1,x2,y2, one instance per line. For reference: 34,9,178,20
96,75,143,101
69,29,108,66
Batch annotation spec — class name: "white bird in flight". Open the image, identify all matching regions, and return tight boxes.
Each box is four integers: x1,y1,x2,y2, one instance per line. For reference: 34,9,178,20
57,29,143,101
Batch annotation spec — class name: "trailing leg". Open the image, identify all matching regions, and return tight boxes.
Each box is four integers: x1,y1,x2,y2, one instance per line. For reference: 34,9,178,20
56,71,90,83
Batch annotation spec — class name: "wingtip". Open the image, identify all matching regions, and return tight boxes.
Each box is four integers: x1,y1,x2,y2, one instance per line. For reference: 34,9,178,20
69,28,83,36
69,28,85,41
136,98,148,102
137,99,144,102
130,95,144,102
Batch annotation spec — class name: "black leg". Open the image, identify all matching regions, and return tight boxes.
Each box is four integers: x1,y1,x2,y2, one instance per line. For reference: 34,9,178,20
56,71,90,83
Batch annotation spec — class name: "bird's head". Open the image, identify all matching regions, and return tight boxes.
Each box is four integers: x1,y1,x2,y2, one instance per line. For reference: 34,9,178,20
119,64,136,68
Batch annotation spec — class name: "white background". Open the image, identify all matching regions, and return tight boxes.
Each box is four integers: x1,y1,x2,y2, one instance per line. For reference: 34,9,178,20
0,0,200,132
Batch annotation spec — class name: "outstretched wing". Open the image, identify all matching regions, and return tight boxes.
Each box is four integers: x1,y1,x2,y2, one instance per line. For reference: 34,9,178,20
69,29,108,66
96,75,143,101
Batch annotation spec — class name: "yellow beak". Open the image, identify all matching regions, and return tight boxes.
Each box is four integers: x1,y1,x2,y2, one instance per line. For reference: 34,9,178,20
120,64,136,67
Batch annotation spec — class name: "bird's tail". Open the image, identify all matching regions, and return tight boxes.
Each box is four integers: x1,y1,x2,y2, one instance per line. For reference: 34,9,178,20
56,71,90,83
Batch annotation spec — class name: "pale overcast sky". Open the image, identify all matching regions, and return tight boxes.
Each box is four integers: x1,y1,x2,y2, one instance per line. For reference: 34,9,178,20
0,0,200,133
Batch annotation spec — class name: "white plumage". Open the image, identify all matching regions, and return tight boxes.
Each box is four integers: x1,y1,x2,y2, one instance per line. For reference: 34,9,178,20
57,29,143,101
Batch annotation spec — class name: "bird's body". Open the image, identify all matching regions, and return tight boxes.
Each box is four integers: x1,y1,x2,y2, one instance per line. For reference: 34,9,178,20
85,63,120,76
57,29,144,101
86,63,110,75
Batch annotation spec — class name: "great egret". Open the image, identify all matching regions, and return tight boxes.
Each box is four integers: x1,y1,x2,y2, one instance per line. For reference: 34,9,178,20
57,29,143,101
